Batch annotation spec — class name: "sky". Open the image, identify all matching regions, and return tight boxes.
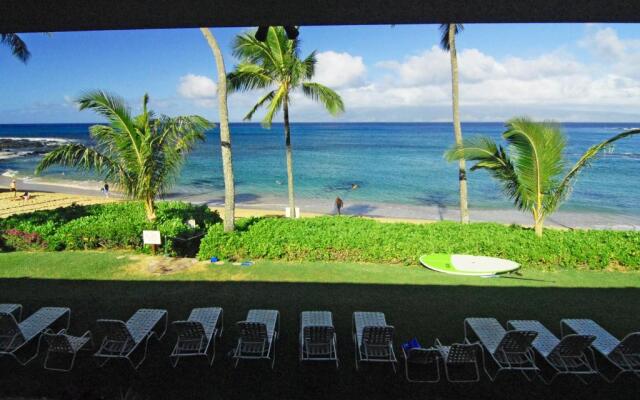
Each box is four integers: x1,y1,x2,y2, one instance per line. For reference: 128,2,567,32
1,23,640,123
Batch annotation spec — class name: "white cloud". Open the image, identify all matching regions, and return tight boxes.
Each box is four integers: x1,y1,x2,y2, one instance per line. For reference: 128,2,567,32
580,27,626,60
178,74,218,107
314,51,366,88
168,27,640,123
335,30,640,122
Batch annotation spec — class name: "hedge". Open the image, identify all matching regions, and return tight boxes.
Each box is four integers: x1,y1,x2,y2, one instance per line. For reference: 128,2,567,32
197,216,640,270
0,201,220,257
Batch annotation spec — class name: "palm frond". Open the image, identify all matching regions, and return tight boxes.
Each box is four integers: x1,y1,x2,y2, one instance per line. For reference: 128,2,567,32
445,136,522,209
503,117,565,212
244,90,276,121
1,33,31,63
301,82,345,116
35,143,120,179
549,128,640,212
439,24,464,51
261,86,287,128
227,63,273,93
301,51,317,80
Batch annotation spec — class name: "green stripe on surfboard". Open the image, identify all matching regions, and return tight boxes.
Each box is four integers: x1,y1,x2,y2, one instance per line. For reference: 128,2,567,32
419,254,458,273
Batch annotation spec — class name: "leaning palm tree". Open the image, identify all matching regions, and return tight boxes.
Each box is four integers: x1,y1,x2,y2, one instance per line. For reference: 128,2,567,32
446,117,640,236
228,26,344,217
440,23,469,224
35,91,212,222
1,33,31,63
200,27,236,232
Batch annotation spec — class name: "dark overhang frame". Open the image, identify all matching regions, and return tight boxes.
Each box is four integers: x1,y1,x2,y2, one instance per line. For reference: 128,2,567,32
2,0,640,33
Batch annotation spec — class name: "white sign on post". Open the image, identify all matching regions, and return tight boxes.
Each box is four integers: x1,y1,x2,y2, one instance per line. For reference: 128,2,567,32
142,230,162,245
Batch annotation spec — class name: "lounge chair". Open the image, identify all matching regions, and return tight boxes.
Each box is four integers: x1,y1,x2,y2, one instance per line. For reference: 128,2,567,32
299,311,338,368
561,319,640,382
94,308,168,369
402,345,441,383
0,307,70,365
0,304,22,321
508,320,597,384
170,307,223,367
233,309,280,368
42,329,93,372
352,312,397,372
434,339,482,383
464,318,539,381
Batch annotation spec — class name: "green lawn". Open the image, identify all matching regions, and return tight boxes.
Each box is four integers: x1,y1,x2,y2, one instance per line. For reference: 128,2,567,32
0,251,639,400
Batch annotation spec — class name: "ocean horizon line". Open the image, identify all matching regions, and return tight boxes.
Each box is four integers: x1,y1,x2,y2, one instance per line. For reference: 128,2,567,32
1,121,640,127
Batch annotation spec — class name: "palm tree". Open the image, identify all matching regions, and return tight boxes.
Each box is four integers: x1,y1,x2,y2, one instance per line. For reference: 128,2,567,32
440,23,469,224
35,91,212,222
228,26,344,217
200,28,236,232
445,117,640,236
1,33,31,63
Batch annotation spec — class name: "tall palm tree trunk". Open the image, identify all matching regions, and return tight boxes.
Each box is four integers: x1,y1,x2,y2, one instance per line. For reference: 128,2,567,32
449,24,470,224
283,96,296,217
201,28,236,232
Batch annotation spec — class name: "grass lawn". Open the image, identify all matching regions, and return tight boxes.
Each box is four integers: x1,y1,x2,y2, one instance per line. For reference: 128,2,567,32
0,251,639,400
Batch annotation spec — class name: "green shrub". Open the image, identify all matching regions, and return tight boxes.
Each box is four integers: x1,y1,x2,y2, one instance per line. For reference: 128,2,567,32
0,201,221,256
197,216,640,270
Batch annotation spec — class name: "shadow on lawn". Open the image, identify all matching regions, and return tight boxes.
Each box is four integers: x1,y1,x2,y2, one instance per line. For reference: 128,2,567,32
0,278,639,400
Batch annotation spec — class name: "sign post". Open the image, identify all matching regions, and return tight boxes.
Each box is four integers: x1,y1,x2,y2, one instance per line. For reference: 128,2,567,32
142,230,162,255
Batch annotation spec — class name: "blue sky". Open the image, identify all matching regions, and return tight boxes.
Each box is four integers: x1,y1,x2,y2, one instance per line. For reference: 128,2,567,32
1,23,640,123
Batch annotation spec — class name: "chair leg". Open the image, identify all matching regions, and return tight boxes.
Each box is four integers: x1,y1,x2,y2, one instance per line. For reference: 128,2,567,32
129,334,152,370
271,339,277,369
44,350,78,372
16,334,45,366
209,337,216,366
353,335,359,371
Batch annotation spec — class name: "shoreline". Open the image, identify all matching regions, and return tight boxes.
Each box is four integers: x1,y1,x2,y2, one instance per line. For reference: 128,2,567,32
1,176,639,230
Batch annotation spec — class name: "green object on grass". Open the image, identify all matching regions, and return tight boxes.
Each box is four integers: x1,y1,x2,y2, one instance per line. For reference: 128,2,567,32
420,253,520,276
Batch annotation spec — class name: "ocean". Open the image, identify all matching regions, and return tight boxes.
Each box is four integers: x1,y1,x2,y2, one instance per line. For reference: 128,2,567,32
1,122,639,218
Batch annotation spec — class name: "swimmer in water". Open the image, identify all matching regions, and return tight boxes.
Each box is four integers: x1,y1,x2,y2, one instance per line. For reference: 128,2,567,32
351,183,359,190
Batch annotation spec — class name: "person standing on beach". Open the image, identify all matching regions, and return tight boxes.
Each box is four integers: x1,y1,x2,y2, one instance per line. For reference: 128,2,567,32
101,182,110,197
10,179,17,197
335,196,344,215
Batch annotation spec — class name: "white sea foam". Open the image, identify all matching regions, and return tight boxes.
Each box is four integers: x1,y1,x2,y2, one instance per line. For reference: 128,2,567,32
2,169,18,177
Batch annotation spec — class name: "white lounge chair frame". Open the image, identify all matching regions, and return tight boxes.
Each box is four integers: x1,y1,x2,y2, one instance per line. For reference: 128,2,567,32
43,329,94,372
299,311,338,368
352,312,397,372
0,307,70,365
94,308,168,370
402,346,441,383
508,320,597,384
0,304,22,321
170,307,223,367
434,339,482,383
561,319,640,382
233,309,280,368
464,318,539,381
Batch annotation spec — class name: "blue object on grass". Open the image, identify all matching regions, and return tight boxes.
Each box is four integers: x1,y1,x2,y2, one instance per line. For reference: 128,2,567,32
210,257,219,263
402,338,422,352
241,261,254,267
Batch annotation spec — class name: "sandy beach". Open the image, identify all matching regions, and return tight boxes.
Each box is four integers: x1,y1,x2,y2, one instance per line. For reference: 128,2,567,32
1,176,639,229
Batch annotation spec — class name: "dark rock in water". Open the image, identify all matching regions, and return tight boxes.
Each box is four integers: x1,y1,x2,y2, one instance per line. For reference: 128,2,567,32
0,138,65,157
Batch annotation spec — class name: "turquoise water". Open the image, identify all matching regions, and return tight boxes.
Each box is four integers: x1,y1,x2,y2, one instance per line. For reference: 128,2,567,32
1,122,638,215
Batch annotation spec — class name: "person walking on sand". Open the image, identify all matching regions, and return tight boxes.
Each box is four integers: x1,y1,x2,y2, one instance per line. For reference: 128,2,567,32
10,179,17,197
335,196,344,215
101,182,110,197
